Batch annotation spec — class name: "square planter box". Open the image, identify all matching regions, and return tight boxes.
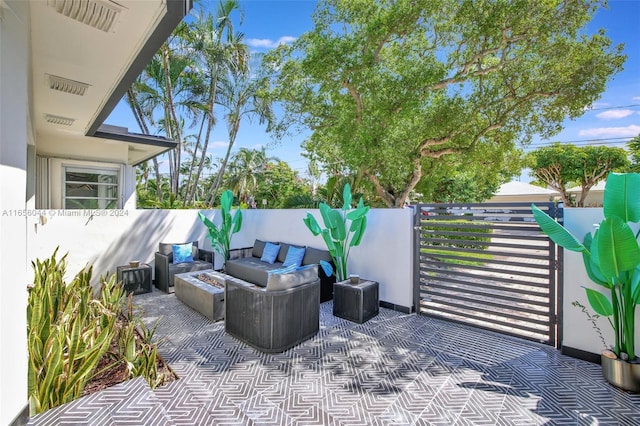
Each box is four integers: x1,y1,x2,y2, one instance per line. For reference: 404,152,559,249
333,278,379,323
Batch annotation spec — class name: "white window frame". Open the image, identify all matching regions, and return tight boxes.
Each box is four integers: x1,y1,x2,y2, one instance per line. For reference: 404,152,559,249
48,158,124,209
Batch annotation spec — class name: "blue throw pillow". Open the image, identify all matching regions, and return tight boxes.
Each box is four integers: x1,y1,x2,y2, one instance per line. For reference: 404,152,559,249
282,246,306,268
172,243,193,264
260,242,280,264
267,264,297,275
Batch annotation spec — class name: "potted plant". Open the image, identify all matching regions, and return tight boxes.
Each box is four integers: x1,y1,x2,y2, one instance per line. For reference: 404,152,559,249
198,190,242,271
303,183,369,282
532,172,640,392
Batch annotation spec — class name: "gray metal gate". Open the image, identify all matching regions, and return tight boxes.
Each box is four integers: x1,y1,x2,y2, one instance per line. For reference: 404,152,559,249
414,202,562,346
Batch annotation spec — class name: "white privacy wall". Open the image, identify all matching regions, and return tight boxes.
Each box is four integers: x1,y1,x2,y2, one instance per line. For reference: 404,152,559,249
562,208,640,356
27,208,415,310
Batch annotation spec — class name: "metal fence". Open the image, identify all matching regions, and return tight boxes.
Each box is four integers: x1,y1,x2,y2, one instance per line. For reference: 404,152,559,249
414,202,562,346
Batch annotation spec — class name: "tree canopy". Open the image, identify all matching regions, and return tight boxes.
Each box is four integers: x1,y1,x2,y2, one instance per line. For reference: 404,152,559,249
526,142,629,206
263,0,625,207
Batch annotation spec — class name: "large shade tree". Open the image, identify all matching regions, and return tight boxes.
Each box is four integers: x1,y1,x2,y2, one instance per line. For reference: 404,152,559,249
527,142,629,206
263,0,625,207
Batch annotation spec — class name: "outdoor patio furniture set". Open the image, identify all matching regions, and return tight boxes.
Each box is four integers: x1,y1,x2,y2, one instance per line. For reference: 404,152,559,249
150,239,379,353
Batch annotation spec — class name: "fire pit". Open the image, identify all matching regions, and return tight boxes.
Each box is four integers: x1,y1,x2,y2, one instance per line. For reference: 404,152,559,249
174,269,228,321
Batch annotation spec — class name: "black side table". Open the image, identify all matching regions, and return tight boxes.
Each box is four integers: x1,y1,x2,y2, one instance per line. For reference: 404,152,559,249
116,263,152,295
333,278,379,323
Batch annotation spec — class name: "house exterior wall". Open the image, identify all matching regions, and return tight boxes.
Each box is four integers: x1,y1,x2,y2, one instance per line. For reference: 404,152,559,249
27,208,415,311
36,134,137,209
0,1,31,424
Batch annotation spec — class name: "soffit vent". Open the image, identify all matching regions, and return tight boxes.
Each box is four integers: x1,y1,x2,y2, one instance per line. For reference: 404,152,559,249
45,114,76,126
46,0,123,32
47,74,90,96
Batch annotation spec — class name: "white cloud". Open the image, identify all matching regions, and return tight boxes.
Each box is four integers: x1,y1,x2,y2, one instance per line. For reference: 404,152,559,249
578,125,640,138
633,96,640,101
208,141,229,150
595,109,635,120
246,36,296,49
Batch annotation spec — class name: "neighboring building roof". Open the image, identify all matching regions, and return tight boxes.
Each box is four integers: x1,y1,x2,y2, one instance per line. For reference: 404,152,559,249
567,180,606,193
494,181,559,196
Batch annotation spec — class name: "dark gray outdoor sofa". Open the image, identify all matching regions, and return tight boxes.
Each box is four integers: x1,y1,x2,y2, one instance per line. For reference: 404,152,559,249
225,267,320,353
225,239,335,302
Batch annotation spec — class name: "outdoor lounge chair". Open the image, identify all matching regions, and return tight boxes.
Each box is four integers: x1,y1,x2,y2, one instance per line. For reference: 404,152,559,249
154,241,213,293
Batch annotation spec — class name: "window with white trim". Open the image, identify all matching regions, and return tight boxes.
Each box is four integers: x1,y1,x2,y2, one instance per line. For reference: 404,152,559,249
63,166,120,209
45,158,124,209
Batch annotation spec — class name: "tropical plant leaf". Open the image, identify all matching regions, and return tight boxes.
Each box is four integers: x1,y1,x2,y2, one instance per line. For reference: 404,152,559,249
584,287,614,317
631,267,640,305
349,216,367,247
198,212,215,229
319,260,334,277
581,233,609,287
346,206,369,221
603,172,640,222
328,209,346,240
220,189,233,212
231,210,242,233
597,216,640,279
531,204,586,252
342,183,352,210
303,213,322,236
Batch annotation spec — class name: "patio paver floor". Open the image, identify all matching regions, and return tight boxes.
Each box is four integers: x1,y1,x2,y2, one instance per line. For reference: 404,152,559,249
29,288,640,425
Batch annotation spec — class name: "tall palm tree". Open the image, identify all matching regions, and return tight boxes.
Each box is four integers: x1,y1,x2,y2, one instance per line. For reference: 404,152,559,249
182,1,249,206
130,34,206,200
226,147,278,203
125,82,164,202
205,70,274,206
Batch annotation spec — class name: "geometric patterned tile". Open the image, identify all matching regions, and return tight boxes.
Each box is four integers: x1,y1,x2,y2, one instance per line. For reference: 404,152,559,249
27,377,174,426
28,288,640,425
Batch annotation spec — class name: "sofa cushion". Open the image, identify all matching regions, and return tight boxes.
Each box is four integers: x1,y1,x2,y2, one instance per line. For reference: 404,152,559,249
266,264,319,291
159,241,199,260
260,242,280,264
173,243,194,264
267,264,297,276
226,257,283,287
276,243,289,263
282,246,305,268
251,239,267,258
302,246,332,266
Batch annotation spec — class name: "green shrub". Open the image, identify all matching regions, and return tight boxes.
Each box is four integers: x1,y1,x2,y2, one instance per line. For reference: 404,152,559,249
27,249,122,415
27,249,167,416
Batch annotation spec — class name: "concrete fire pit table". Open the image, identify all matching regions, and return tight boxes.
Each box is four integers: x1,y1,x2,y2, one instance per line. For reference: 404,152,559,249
174,269,229,321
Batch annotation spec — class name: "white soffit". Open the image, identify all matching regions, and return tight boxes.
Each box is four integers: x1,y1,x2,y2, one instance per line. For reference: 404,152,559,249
32,0,168,137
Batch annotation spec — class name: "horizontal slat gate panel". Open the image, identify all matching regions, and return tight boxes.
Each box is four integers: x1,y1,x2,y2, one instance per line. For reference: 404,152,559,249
415,202,560,346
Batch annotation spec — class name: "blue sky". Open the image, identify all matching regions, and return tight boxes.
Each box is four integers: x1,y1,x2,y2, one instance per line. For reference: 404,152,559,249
108,0,640,181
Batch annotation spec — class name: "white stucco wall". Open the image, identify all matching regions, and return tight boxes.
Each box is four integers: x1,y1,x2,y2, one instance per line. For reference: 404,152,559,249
27,208,415,310
562,208,640,357
0,1,30,423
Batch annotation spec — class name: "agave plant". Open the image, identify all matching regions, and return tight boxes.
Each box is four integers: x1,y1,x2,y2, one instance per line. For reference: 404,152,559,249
303,183,369,281
198,189,243,269
532,172,640,360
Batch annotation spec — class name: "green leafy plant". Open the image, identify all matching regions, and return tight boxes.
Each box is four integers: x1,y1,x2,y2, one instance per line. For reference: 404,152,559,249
198,189,243,269
27,250,171,415
532,172,640,360
27,249,122,415
303,183,369,281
